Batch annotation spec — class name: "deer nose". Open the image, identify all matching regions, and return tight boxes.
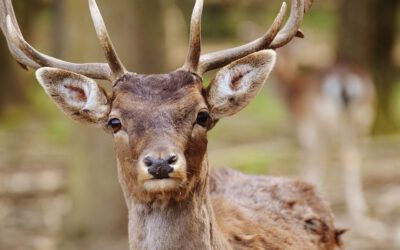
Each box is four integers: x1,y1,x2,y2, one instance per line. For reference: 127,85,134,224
143,154,177,179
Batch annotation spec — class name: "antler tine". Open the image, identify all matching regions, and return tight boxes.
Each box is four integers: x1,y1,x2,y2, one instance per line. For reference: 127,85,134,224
270,0,304,48
0,0,18,34
1,0,40,69
0,0,114,80
4,16,112,79
197,1,288,75
183,0,204,73
89,0,127,80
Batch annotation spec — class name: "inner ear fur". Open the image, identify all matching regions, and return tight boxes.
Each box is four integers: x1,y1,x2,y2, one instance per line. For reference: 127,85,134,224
36,67,110,125
206,50,276,119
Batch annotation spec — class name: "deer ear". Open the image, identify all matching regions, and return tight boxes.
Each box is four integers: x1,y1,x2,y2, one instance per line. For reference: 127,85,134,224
36,67,110,125
206,50,276,119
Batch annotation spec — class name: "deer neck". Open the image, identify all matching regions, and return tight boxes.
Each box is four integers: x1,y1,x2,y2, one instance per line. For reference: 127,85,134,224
124,155,230,250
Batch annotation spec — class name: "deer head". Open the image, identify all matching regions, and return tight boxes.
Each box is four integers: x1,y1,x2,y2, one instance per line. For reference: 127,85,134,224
0,0,305,203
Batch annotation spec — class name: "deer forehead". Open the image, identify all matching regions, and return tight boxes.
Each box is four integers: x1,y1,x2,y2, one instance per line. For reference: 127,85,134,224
110,71,206,123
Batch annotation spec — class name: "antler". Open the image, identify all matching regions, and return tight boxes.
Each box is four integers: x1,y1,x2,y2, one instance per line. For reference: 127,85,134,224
0,0,126,81
88,0,127,79
183,0,306,75
183,0,203,73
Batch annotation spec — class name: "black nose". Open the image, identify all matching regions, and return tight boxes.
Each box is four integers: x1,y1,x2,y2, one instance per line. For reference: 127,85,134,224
144,155,177,179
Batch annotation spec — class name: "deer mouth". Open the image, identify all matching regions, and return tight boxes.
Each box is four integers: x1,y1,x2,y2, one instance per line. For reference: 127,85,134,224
136,153,188,193
142,178,184,192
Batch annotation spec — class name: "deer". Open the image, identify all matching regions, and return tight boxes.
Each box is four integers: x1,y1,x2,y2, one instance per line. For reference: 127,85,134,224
275,49,376,229
0,0,344,249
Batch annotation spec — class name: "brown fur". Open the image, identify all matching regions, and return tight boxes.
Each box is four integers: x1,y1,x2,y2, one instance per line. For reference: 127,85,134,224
107,68,341,250
34,53,342,250
211,169,339,250
275,59,376,224
277,64,375,125
111,71,209,203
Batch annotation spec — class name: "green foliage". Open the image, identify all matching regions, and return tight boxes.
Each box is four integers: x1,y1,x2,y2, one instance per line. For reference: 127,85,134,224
209,86,287,144
303,8,337,33
389,79,400,130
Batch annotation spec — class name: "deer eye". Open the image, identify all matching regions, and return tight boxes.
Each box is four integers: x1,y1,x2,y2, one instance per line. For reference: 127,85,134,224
108,118,122,133
196,111,211,127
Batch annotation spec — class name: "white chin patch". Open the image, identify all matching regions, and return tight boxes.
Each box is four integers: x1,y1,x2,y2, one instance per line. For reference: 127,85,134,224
143,179,181,192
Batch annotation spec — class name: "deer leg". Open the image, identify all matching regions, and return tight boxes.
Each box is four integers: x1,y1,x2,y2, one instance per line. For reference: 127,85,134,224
297,121,326,192
302,146,325,191
340,141,368,221
340,140,391,238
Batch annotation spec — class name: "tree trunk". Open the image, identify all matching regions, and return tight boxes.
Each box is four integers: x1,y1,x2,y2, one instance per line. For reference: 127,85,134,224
336,0,400,133
51,0,66,58
130,0,167,73
0,40,22,114
0,0,45,114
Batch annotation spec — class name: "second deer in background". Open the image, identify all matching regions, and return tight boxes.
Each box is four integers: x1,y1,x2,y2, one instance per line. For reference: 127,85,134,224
275,53,376,225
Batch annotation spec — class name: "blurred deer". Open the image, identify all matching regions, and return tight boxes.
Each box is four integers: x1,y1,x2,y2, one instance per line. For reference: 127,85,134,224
275,49,376,224
1,0,344,249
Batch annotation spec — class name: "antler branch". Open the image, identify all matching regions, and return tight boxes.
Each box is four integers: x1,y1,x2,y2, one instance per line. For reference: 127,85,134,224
0,0,127,81
89,0,127,80
198,2,287,74
183,0,307,76
183,0,204,73
269,0,304,48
